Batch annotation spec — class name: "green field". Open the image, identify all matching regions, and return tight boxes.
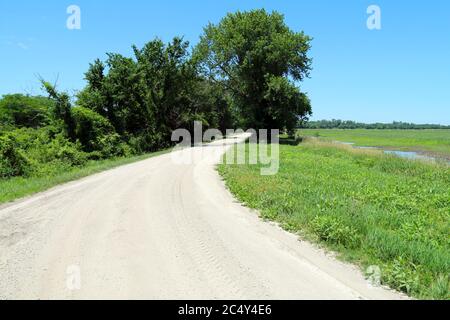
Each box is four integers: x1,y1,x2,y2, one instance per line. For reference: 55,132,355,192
298,129,450,158
0,149,169,205
218,140,450,299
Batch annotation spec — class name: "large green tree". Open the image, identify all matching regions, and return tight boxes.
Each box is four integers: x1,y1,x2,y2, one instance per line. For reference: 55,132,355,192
195,9,312,134
133,37,199,137
77,37,221,150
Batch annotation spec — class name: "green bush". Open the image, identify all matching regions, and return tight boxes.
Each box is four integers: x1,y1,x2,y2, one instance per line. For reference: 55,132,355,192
71,107,134,158
0,128,88,178
127,130,168,154
72,107,113,150
0,134,31,178
0,94,52,128
45,134,87,167
0,92,166,181
96,133,131,158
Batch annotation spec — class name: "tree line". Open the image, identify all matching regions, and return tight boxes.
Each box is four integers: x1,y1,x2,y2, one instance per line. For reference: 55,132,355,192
0,9,312,179
301,119,450,130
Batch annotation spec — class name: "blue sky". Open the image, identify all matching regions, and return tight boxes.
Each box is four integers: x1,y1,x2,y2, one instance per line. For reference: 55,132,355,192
1,0,449,124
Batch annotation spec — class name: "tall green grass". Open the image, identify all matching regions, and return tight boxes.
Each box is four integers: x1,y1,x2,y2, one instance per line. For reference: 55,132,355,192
218,140,450,299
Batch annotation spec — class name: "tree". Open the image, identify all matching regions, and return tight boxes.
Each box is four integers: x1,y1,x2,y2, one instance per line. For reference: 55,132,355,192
41,80,76,140
77,37,224,150
133,37,200,139
194,80,236,133
71,106,115,153
194,9,312,134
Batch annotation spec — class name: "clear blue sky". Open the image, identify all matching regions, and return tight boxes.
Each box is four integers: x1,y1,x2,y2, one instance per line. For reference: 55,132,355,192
1,0,449,124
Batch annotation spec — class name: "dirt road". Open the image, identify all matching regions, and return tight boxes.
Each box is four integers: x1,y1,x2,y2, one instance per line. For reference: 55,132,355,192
0,135,405,299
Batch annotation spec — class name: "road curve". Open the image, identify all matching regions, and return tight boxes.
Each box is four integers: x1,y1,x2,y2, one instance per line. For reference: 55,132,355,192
0,134,406,299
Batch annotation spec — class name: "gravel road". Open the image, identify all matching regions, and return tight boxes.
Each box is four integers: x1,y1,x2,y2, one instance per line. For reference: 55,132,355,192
0,134,406,299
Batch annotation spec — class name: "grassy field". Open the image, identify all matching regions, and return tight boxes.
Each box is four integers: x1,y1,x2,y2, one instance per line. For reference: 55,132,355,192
0,149,169,205
218,140,450,299
298,129,450,158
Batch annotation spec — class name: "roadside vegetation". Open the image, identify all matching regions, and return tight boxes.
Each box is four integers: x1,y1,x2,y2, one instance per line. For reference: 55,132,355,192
1,9,312,203
219,139,450,299
299,129,450,157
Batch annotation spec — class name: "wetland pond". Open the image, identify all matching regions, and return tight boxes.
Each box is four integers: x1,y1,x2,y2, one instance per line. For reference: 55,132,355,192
339,142,449,164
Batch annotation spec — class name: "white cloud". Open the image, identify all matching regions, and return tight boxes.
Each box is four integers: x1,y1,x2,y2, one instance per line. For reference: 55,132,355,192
0,36,32,50
17,42,29,50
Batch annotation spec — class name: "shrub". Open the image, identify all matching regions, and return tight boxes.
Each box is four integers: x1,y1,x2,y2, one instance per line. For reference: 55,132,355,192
96,133,131,158
72,107,114,151
0,128,89,178
127,130,168,154
0,134,31,178
42,133,87,167
0,94,52,129
72,107,134,158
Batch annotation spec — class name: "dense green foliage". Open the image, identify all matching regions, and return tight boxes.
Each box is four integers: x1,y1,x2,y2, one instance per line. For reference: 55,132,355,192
299,129,450,158
1,9,313,183
219,141,450,299
71,106,129,158
0,94,53,129
195,9,312,134
303,119,450,130
0,90,130,181
0,126,87,178
75,37,239,153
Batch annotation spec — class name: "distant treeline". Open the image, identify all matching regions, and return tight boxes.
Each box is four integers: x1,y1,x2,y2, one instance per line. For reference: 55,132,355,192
301,119,450,130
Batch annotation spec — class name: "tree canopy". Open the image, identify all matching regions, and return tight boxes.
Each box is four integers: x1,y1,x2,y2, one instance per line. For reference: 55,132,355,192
194,9,312,133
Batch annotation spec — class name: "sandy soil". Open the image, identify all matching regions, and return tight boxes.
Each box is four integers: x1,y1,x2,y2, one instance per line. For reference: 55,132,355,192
0,134,407,299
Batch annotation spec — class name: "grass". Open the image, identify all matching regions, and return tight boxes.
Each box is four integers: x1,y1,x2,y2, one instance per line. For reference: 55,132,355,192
298,129,450,158
218,139,450,299
0,149,170,205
